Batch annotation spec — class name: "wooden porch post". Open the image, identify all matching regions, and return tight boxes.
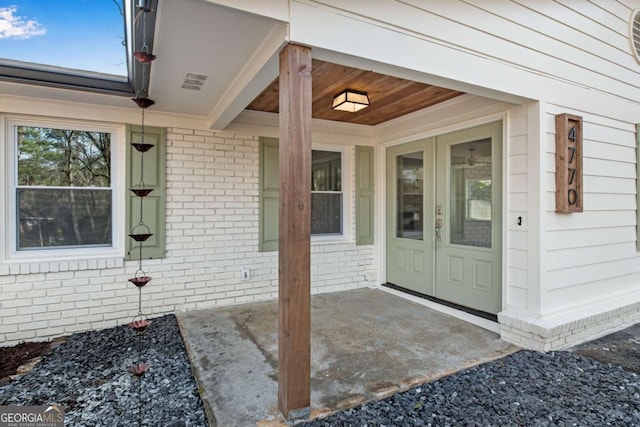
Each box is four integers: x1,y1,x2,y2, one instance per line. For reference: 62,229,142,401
278,43,312,420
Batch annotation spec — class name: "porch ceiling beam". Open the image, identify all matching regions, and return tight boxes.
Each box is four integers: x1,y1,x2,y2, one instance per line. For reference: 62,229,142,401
207,24,287,130
278,43,312,420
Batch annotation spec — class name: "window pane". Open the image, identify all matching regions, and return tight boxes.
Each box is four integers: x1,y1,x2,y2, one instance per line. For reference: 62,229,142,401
311,193,342,234
312,150,341,191
396,151,424,240
18,126,111,187
311,150,342,235
17,188,112,249
449,138,492,248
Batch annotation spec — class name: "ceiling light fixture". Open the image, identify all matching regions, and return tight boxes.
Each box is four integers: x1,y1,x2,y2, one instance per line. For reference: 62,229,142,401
332,89,370,112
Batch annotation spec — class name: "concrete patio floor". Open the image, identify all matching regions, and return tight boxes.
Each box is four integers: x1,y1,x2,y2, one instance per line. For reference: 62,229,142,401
177,288,518,426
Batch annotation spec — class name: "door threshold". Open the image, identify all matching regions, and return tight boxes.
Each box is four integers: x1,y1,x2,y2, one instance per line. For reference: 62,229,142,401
381,283,500,334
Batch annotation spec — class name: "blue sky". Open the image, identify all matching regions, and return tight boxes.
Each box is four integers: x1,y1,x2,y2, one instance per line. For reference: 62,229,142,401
0,1,127,76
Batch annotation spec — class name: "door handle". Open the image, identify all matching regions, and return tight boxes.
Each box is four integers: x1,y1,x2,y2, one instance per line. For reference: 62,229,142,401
435,219,443,241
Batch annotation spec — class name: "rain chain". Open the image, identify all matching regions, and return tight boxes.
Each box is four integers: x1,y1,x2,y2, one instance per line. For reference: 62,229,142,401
126,2,157,418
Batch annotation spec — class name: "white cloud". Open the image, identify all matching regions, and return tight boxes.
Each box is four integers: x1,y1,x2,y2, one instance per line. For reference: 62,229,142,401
0,6,46,39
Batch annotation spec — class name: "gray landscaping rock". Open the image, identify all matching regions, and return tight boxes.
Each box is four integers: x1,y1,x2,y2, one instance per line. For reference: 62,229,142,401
0,315,207,427
302,351,640,427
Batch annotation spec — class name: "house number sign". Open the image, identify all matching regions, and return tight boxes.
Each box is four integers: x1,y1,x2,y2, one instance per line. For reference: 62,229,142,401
555,113,583,213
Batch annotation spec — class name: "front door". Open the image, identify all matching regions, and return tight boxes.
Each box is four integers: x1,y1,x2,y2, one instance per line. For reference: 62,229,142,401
385,138,434,295
386,122,502,314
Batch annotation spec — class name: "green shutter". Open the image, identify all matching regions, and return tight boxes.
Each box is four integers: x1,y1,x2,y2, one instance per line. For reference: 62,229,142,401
356,146,375,245
636,124,640,251
260,137,279,251
126,124,166,260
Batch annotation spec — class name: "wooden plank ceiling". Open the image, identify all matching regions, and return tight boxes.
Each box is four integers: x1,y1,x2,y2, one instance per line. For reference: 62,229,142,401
247,59,464,126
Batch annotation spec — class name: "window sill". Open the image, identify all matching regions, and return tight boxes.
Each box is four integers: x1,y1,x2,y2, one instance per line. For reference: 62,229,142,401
311,235,355,246
4,247,123,264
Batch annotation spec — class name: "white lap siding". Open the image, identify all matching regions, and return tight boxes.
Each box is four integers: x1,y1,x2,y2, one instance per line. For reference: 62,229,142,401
499,103,640,351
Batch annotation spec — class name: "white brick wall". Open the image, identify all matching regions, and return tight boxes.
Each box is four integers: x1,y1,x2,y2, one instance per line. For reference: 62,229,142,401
499,295,640,351
0,128,377,345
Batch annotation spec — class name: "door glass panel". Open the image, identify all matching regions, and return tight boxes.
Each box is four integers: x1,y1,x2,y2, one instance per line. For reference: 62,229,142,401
396,151,424,240
449,138,492,248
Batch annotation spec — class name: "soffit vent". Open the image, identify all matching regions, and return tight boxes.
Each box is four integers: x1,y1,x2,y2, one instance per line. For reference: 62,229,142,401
181,73,208,91
632,8,640,64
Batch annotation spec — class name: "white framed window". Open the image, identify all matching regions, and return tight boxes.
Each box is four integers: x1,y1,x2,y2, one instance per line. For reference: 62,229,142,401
310,144,352,242
1,116,125,262
259,140,353,250
312,149,343,235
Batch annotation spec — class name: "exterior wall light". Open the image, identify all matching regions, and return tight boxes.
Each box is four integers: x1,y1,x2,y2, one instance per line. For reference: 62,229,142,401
331,89,370,112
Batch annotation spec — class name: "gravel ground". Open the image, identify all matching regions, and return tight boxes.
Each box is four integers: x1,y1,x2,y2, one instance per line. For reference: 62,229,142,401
3,316,640,427
0,315,207,427
302,350,640,427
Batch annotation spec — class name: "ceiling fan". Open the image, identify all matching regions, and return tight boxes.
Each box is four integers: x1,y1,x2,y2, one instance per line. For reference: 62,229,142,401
466,148,491,166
